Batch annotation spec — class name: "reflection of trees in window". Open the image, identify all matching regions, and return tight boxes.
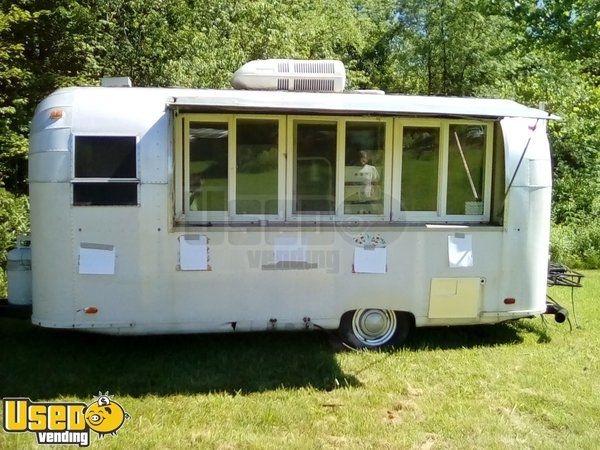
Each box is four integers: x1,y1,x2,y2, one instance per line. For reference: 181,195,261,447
73,136,138,206
237,121,278,173
402,130,438,159
189,122,228,212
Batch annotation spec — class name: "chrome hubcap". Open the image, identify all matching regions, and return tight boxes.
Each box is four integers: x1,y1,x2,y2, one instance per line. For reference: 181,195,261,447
351,309,397,346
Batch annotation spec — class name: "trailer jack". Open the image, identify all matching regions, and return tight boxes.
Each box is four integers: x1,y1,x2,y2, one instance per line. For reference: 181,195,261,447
545,302,568,323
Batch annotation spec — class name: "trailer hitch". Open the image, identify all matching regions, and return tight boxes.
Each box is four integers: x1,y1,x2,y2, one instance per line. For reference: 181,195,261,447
545,302,568,323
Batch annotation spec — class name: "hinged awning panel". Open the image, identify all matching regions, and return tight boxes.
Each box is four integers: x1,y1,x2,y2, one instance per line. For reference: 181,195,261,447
167,90,559,120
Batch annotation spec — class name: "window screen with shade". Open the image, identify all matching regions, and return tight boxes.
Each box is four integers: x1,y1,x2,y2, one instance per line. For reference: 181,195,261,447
73,136,138,205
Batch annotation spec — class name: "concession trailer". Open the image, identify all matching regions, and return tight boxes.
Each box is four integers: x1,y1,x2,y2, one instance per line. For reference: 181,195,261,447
21,59,560,347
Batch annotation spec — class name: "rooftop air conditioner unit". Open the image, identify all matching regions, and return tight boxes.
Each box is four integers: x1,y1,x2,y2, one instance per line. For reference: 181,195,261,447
231,59,346,93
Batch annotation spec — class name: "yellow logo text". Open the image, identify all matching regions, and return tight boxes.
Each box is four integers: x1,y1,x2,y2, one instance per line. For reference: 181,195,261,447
3,394,129,446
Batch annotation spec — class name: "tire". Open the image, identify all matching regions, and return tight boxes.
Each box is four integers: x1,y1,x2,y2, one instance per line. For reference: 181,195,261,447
339,309,411,349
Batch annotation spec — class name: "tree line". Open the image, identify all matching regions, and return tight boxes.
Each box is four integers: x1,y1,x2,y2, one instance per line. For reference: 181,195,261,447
0,0,598,274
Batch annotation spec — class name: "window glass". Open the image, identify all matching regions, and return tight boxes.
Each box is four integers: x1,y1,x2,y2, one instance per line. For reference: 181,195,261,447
189,122,228,212
236,119,279,215
401,127,439,211
294,122,336,214
73,136,137,206
447,124,486,215
344,122,385,215
73,183,137,206
75,136,136,178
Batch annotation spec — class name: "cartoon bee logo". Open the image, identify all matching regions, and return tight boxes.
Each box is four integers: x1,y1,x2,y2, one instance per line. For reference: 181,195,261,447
84,393,129,438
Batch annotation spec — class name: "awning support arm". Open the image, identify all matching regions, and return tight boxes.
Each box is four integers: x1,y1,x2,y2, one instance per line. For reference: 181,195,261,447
503,119,540,203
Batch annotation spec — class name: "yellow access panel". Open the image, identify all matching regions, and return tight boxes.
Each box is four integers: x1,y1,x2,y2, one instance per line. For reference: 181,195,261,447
428,278,483,319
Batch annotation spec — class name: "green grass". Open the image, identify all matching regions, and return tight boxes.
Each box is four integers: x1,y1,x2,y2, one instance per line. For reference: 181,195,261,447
2,272,600,449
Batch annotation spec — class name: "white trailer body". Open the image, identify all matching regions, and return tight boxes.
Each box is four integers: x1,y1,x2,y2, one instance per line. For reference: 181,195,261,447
29,85,554,345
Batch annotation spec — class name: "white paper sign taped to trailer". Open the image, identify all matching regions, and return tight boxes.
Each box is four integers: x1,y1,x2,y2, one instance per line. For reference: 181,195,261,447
79,243,115,275
354,247,387,273
179,235,208,270
448,234,473,268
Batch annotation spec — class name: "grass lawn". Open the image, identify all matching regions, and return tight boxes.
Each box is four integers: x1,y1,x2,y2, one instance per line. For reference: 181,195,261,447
1,272,599,449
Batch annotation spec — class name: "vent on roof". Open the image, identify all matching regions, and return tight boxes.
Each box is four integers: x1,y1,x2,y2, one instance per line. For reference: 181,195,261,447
294,61,335,74
278,62,290,73
101,77,132,87
231,59,346,92
293,79,334,91
277,79,290,90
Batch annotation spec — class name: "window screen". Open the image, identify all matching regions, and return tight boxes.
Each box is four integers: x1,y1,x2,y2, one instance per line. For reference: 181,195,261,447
73,136,138,206
73,183,138,206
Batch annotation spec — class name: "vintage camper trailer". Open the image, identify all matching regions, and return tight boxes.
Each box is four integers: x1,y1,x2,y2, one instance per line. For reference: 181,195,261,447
26,59,558,348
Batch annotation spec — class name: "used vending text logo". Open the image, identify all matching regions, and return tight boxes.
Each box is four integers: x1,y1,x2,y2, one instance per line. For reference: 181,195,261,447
3,393,129,446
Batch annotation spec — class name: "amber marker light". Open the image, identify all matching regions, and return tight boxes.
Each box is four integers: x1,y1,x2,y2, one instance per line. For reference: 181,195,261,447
84,307,98,314
49,109,64,119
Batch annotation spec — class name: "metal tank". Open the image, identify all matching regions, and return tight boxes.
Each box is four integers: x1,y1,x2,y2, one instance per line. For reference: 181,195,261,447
7,236,32,305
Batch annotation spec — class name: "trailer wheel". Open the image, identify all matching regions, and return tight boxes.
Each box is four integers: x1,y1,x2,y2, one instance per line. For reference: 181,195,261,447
339,309,411,349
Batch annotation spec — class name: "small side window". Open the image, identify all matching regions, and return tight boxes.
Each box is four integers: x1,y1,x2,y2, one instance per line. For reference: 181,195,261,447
73,136,138,206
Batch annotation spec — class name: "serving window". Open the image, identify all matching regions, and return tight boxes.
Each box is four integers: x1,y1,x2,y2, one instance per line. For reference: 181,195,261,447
446,124,487,216
179,114,285,222
236,119,280,215
285,116,392,222
400,125,441,214
343,121,388,216
174,113,492,224
293,121,337,215
392,119,492,222
188,120,229,213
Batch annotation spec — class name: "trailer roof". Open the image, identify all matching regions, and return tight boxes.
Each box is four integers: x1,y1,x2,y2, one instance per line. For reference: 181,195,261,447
166,89,558,120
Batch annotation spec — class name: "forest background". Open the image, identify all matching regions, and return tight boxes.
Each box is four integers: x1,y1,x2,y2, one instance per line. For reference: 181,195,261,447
1,0,598,294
